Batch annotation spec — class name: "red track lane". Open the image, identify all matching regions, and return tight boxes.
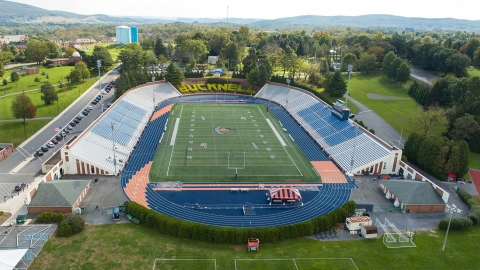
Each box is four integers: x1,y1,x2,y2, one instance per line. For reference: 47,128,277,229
469,169,480,195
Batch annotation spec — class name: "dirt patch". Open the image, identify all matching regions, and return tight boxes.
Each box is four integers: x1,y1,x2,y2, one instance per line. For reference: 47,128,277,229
367,93,411,100
0,212,12,224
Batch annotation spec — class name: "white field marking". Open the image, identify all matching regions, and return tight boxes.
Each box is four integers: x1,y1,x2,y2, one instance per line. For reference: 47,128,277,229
265,119,286,146
167,105,184,176
170,118,181,146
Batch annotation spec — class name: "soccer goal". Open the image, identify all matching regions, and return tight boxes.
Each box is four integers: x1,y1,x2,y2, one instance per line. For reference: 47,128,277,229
376,218,416,248
153,258,216,270
234,258,358,270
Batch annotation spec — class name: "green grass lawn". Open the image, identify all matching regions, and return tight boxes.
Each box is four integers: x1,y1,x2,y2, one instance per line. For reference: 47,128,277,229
150,104,318,182
466,152,480,179
345,72,424,138
0,119,51,146
85,43,124,60
0,80,95,120
1,66,85,97
467,66,480,77
30,223,480,270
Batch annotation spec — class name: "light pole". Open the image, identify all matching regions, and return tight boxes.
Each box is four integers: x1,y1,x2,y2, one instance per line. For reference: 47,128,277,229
97,60,102,91
111,122,117,176
442,204,461,251
345,64,353,108
152,76,155,108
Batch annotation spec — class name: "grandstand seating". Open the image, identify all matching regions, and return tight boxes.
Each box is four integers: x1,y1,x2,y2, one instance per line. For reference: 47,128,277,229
69,82,180,173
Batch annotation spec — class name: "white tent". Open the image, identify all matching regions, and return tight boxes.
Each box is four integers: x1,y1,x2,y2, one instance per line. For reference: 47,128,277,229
0,249,28,270
386,191,391,199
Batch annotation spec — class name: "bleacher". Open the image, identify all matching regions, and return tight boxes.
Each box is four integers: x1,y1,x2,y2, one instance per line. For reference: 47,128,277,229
69,82,180,173
256,84,393,171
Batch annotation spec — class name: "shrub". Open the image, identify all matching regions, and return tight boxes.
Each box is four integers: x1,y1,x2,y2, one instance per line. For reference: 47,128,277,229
46,64,55,68
401,156,408,163
36,212,64,223
34,76,40,82
458,189,473,206
57,220,72,237
369,128,375,134
63,214,85,234
466,198,478,209
438,217,472,230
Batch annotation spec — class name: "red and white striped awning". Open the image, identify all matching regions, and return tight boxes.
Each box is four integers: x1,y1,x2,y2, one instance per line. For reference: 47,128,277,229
269,188,302,200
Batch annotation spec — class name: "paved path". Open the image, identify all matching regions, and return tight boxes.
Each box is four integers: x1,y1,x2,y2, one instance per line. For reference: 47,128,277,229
346,95,406,148
410,67,440,86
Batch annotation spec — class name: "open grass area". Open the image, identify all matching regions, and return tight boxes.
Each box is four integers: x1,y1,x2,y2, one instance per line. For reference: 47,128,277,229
30,223,480,270
0,66,100,97
0,119,51,146
465,152,480,179
150,104,319,182
467,66,480,77
85,43,124,60
0,80,95,120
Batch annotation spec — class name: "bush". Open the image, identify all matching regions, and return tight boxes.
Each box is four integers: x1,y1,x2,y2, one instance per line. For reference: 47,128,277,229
63,214,85,234
125,200,355,244
438,217,472,230
46,64,55,68
34,76,40,82
57,220,72,237
401,156,408,163
36,212,64,223
458,189,473,206
466,198,478,209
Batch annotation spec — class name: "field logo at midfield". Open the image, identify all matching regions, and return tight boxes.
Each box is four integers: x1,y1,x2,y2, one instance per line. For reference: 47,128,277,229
215,126,235,134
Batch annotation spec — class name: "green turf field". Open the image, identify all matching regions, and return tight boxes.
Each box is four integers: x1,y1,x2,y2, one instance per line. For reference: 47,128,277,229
149,103,320,182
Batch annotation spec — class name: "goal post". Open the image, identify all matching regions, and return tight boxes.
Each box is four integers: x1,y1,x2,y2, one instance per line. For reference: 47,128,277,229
227,152,245,170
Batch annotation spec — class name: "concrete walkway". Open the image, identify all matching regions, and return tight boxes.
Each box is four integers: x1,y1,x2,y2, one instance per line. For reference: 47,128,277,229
0,117,53,123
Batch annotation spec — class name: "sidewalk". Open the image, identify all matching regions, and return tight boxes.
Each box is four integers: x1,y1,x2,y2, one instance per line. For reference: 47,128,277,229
0,116,53,123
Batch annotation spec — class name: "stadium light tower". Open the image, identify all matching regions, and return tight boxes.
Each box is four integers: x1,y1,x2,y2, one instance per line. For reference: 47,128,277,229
345,64,353,108
97,60,102,91
349,122,359,174
111,122,117,176
442,204,461,251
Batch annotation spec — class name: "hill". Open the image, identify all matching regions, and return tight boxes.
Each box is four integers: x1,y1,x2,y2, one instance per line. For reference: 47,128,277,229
250,14,480,31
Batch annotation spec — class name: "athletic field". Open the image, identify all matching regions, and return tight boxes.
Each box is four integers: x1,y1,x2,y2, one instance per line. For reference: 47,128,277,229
149,103,320,182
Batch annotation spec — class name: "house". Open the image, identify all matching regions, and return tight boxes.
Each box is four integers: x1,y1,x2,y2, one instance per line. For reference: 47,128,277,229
47,51,82,66
27,180,91,214
0,34,28,46
208,56,219,64
9,41,27,52
379,180,446,213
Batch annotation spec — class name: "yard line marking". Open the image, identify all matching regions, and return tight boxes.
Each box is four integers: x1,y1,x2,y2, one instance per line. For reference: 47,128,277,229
170,118,181,146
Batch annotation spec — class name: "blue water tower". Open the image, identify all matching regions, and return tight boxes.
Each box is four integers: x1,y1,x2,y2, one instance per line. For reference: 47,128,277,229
130,26,138,43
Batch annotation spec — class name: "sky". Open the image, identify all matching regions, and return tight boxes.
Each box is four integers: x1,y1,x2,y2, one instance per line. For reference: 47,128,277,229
7,0,480,21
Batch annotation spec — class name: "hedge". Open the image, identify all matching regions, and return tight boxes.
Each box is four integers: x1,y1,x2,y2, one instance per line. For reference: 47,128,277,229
125,200,356,244
36,212,64,224
438,217,472,230
458,189,472,206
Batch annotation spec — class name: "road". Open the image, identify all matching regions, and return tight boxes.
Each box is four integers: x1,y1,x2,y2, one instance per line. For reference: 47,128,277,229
0,67,119,184
410,67,440,86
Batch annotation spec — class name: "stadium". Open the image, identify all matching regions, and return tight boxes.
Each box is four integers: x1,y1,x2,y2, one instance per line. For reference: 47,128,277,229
58,80,401,228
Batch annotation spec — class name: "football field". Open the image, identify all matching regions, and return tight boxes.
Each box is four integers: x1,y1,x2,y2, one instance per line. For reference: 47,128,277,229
149,103,320,182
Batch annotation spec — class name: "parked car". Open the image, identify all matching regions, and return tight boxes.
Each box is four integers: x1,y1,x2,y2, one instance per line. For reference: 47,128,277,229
51,139,58,144
82,111,89,116
67,125,73,130
88,106,93,110
47,142,55,148
91,100,98,105
55,135,63,141
61,131,67,136
35,150,44,156
70,121,77,126
41,146,49,152
15,183,26,191
63,128,70,133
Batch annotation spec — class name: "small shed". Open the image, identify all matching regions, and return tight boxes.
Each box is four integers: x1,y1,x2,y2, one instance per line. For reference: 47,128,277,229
361,225,378,238
345,216,372,231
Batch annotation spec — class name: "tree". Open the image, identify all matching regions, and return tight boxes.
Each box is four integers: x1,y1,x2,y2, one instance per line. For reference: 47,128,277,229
165,63,184,86
45,42,61,58
177,39,208,64
69,69,82,85
225,43,240,71
10,71,20,87
64,47,76,57
356,53,377,74
416,136,445,175
449,114,480,142
403,132,426,164
24,40,48,65
327,71,347,97
395,62,410,84
91,46,114,72
467,38,480,59
246,67,261,86
242,53,259,74
0,50,14,79
154,37,167,58
237,26,252,46
387,57,402,80
340,53,357,72
409,106,448,136
73,61,90,81
11,92,37,126
445,53,470,77
40,81,58,105
474,47,480,66
382,51,396,74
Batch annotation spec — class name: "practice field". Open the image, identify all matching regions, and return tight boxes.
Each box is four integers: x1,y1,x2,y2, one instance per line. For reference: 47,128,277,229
150,103,320,182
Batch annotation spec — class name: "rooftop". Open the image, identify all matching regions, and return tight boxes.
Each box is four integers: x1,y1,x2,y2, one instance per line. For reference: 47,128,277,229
347,216,371,223
29,180,90,207
382,180,445,205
